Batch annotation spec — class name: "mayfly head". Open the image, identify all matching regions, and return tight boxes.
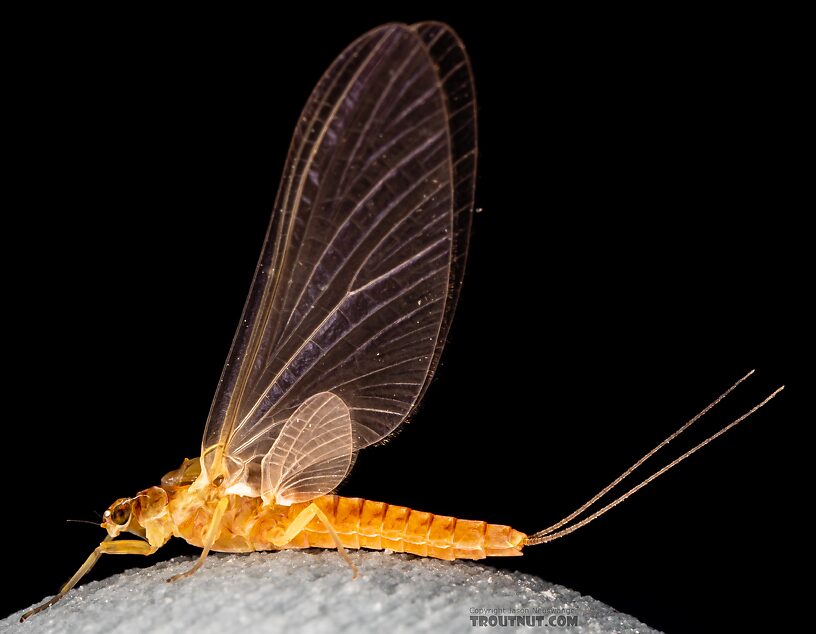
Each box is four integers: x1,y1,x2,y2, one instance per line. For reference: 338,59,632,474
102,498,134,537
102,487,169,538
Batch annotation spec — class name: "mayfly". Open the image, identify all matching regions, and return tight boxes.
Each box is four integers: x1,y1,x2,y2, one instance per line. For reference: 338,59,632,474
23,22,783,621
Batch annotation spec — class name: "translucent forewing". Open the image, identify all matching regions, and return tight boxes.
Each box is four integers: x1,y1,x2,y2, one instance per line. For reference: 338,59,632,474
201,23,477,498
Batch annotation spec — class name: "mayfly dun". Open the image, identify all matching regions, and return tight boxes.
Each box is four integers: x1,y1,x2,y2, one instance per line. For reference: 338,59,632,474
22,21,783,621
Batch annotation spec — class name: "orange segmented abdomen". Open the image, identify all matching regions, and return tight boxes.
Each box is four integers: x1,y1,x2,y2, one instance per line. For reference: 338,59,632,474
279,495,527,560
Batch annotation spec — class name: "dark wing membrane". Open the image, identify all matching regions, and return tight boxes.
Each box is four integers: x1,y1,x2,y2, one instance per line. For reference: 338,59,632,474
201,23,477,490
408,22,476,409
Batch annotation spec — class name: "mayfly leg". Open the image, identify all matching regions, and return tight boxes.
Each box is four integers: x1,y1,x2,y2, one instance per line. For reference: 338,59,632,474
20,536,157,622
272,503,359,578
166,497,229,583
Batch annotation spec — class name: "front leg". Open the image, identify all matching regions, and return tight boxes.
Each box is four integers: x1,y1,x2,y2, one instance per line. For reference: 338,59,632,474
20,538,158,622
273,502,359,578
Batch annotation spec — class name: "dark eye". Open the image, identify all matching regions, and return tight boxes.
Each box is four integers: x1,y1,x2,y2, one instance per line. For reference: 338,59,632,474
111,503,130,525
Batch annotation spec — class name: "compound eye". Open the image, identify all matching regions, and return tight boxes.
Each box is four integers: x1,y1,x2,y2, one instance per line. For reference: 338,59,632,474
110,502,131,526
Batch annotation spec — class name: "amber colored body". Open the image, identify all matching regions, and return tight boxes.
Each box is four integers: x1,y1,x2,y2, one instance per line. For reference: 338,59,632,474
20,375,782,623
133,482,526,561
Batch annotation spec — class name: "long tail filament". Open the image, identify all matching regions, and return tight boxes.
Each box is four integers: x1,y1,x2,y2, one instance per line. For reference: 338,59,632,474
526,371,783,546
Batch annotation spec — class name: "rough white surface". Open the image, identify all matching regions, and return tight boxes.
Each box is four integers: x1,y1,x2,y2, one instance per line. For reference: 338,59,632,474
5,551,659,633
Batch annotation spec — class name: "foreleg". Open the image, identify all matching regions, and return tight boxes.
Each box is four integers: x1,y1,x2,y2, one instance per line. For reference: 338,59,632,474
21,538,157,621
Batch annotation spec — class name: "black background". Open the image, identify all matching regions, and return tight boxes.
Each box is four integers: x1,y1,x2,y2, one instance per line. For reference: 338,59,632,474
4,6,808,633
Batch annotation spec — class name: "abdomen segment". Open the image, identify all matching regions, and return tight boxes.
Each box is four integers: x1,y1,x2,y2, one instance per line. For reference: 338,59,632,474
264,495,527,560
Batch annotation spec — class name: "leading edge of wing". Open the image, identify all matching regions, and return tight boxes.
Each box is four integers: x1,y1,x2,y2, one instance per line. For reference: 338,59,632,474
201,23,477,490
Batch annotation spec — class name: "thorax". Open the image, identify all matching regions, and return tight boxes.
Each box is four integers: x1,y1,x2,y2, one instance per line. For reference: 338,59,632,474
162,484,289,552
